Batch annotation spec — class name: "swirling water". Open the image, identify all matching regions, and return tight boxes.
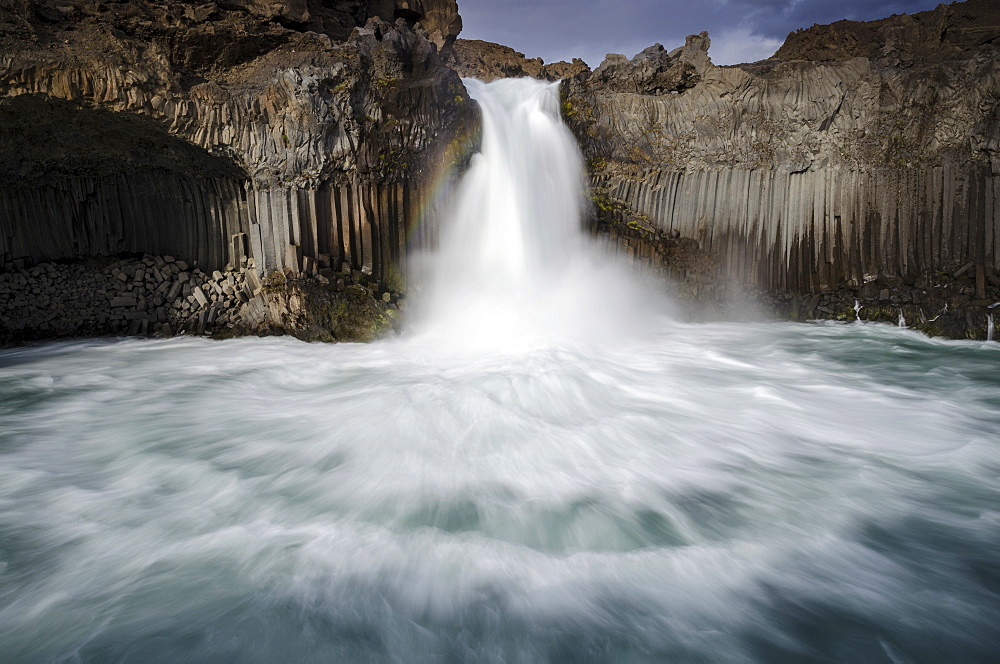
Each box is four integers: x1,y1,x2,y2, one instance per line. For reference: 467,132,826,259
2,78,1000,662
0,325,999,662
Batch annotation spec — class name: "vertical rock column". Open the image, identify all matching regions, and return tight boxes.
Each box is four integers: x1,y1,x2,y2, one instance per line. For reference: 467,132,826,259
246,180,421,289
596,164,999,293
0,174,251,272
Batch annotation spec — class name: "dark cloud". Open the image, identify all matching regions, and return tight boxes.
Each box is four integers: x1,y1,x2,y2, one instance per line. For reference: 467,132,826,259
730,0,947,36
457,0,945,67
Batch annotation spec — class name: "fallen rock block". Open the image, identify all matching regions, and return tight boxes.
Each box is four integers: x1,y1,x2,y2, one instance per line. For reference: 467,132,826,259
110,296,138,308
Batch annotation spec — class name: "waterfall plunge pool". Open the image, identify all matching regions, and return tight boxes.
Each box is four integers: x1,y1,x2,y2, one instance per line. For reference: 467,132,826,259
1,323,999,662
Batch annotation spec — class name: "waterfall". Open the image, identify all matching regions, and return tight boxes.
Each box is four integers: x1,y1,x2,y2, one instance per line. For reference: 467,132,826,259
989,313,995,342
412,78,662,351
898,310,906,328
854,300,862,321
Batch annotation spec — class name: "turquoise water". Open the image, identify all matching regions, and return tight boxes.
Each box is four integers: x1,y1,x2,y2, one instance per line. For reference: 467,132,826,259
1,321,998,662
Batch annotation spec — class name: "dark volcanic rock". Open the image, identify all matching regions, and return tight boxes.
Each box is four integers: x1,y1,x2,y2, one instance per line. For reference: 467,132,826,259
0,0,475,299
0,0,463,48
563,0,1000,338
450,38,589,82
590,32,711,95
775,0,1000,67
0,252,402,345
235,273,398,342
223,0,311,23
0,95,245,185
407,0,462,52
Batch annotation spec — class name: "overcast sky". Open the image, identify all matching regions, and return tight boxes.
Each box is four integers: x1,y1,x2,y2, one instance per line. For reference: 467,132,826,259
458,0,949,68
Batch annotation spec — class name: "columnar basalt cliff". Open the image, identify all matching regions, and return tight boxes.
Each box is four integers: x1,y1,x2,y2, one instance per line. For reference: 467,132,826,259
558,0,1000,335
0,0,470,277
0,0,471,341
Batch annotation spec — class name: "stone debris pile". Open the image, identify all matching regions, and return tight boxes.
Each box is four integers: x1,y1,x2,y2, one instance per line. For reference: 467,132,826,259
0,253,407,344
0,254,260,342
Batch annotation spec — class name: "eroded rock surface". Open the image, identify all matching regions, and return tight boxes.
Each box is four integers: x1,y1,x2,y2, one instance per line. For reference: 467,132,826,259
0,0,473,285
449,39,588,82
559,0,1000,337
774,0,1000,66
589,32,711,95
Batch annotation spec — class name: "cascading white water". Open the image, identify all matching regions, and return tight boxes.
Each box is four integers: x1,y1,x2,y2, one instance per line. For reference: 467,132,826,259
989,313,995,342
898,309,906,328
411,78,662,351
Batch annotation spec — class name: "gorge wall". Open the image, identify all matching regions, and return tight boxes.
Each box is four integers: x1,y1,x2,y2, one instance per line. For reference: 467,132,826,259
557,1,1000,333
0,0,471,289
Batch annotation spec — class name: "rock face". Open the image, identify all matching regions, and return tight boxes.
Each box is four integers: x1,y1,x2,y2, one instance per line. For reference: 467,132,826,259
774,0,1000,66
406,0,462,52
589,32,711,95
449,39,589,82
560,0,1000,335
0,0,472,296
236,267,402,342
